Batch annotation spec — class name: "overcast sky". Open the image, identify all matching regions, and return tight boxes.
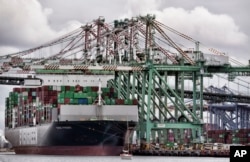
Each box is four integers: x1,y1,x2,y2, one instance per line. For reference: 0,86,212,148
0,0,249,133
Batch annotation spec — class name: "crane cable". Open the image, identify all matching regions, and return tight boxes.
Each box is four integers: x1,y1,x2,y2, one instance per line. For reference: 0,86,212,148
154,20,246,66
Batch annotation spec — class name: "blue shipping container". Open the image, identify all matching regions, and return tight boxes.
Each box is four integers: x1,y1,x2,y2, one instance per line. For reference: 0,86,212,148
78,98,88,105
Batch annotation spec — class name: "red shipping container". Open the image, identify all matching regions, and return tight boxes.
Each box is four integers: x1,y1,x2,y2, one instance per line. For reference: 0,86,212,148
116,99,124,105
240,138,247,142
53,98,58,104
53,91,58,96
64,98,70,104
43,91,49,96
110,87,115,92
47,91,52,96
226,139,232,144
75,85,82,91
37,87,42,91
57,106,61,115
212,134,218,138
49,98,53,104
44,100,50,104
235,133,241,137
28,96,32,102
31,88,36,92
13,88,21,93
207,130,214,135
183,138,190,143
42,86,49,91
239,129,248,133
75,86,83,92
133,99,138,105
91,86,99,92
20,88,26,92
239,133,247,138
42,96,48,101
168,136,174,142
217,130,224,134
65,86,71,91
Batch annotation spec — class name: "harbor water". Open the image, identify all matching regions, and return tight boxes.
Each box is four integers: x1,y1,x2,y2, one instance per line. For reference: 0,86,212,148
0,154,229,162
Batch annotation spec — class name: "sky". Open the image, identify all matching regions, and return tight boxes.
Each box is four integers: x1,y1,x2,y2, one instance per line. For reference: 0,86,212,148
0,0,249,133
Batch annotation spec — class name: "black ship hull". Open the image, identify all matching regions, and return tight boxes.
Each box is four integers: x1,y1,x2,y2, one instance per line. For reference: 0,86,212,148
5,120,137,155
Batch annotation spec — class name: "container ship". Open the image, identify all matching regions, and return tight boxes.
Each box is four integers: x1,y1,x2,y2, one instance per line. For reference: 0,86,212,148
4,74,138,155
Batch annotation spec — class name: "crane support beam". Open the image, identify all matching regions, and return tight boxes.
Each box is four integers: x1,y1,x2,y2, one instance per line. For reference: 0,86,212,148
206,65,250,73
154,65,200,71
175,89,250,104
25,65,144,71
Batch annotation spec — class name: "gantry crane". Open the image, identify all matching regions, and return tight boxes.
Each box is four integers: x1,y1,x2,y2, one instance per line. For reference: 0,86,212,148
1,15,250,147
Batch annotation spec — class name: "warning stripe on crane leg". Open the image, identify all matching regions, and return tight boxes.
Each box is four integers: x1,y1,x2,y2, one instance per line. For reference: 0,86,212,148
103,65,117,71
73,65,88,70
44,65,59,70
23,65,31,70
132,66,144,71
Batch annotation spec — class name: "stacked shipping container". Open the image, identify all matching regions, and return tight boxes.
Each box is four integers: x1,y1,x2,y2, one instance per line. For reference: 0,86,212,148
207,129,250,145
5,85,138,128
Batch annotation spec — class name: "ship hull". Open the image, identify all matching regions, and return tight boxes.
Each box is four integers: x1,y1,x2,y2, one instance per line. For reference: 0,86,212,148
5,120,136,155
14,146,123,155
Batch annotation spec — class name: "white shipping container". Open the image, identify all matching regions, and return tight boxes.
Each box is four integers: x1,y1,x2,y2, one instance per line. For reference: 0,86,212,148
52,85,57,91
22,91,28,96
56,86,61,91
24,79,42,86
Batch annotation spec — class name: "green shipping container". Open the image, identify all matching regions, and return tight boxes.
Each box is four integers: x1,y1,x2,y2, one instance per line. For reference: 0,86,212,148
101,87,110,93
74,99,78,104
165,142,174,147
87,97,93,104
80,93,88,98
104,96,109,100
58,98,65,104
48,86,53,91
233,130,239,133
23,96,28,100
219,134,224,138
70,86,75,91
110,99,116,105
73,93,78,98
105,99,111,105
74,93,88,98
125,99,133,105
58,92,65,98
232,137,240,143
61,86,66,92
83,87,92,93
65,91,74,98
207,138,214,142
70,99,75,104
88,92,98,98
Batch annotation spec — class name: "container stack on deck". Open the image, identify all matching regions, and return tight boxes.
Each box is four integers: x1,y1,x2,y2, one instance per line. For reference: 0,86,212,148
5,85,137,128
207,129,250,145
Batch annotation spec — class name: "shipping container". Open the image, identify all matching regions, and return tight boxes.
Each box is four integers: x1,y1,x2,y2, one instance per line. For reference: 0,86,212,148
5,85,138,128
78,98,88,105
